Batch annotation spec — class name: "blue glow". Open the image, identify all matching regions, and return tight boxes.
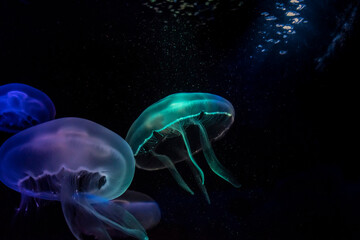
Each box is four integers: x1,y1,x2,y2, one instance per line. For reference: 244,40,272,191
0,118,148,240
0,83,56,133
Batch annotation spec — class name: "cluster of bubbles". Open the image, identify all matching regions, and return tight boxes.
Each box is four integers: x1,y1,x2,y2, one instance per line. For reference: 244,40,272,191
256,0,308,55
143,0,244,23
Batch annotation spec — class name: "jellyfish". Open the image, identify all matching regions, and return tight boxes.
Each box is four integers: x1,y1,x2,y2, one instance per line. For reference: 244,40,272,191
110,190,161,235
0,117,148,240
0,83,55,133
126,92,240,203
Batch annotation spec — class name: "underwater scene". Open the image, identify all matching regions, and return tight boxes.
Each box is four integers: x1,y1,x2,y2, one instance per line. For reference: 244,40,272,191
0,0,359,239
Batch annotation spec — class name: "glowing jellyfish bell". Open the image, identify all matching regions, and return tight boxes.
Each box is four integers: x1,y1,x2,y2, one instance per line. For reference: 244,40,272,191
0,117,148,240
126,92,240,203
0,83,55,133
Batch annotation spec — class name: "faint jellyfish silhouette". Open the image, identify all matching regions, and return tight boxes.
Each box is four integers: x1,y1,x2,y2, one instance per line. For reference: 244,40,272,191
126,92,240,203
0,83,55,133
108,190,161,236
0,117,148,240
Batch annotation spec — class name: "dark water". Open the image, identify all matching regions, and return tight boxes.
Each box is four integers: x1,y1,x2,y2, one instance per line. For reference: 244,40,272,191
0,0,359,239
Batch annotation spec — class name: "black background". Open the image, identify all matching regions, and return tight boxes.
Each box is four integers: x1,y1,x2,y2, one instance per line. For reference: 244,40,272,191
0,0,359,239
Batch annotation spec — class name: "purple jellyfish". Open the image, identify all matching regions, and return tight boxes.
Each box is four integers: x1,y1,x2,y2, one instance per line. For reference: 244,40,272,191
0,117,148,240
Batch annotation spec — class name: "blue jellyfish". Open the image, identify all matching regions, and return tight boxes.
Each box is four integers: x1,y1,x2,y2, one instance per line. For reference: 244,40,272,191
0,83,55,133
0,117,148,240
126,92,240,203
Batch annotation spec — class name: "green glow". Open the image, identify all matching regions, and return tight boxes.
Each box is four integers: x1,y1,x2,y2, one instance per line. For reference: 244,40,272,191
134,111,231,156
125,92,239,203
176,124,205,185
197,121,241,188
151,151,194,195
186,159,211,204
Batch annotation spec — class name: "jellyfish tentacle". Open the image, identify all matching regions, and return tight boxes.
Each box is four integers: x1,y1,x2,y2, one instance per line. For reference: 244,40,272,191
16,192,31,213
61,173,148,240
150,151,194,195
61,194,112,240
195,120,241,188
186,160,211,204
172,124,205,185
88,198,149,240
61,193,148,240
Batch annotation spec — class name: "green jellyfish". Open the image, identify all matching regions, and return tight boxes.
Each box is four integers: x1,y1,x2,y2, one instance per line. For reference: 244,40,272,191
126,92,240,203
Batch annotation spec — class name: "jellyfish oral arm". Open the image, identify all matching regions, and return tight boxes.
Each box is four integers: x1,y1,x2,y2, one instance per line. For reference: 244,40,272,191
62,195,149,240
172,123,211,203
172,124,205,185
186,159,211,204
195,121,241,188
60,172,148,240
150,151,194,195
61,195,112,240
